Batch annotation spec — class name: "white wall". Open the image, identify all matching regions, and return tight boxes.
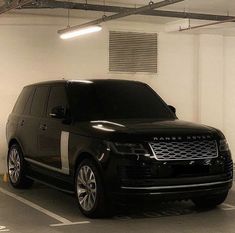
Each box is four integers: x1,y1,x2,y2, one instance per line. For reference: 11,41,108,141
0,14,234,173
198,34,224,130
224,37,235,155
197,34,235,155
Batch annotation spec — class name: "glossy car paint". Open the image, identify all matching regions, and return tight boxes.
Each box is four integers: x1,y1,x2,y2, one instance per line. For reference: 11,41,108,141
6,80,233,200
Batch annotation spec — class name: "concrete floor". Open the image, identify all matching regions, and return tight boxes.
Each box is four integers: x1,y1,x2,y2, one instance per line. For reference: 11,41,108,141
0,178,235,233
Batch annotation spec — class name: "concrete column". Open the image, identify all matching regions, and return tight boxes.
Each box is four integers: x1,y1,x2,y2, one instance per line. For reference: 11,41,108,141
198,34,224,131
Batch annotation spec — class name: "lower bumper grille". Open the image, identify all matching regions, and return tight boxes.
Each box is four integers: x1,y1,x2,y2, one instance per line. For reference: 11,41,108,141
118,158,233,182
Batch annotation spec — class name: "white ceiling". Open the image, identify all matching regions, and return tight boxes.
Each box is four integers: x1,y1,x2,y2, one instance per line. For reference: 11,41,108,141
4,0,235,26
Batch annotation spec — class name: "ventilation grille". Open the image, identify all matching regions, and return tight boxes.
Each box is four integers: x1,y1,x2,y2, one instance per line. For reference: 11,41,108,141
149,140,218,161
109,31,158,73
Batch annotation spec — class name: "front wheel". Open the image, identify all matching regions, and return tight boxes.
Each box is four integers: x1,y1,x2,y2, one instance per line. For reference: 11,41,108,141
192,191,228,208
75,159,110,218
7,144,34,189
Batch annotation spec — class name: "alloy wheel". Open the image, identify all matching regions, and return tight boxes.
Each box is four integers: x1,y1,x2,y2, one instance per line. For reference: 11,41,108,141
77,165,97,211
8,148,21,184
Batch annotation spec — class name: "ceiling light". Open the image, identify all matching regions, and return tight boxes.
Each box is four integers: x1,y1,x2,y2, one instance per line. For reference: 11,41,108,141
59,25,102,40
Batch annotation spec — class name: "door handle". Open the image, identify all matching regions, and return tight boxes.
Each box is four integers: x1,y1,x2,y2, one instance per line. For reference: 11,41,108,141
40,124,47,131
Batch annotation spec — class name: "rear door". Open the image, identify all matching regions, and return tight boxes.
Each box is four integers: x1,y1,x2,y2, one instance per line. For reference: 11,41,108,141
38,84,70,174
7,86,34,153
23,85,50,160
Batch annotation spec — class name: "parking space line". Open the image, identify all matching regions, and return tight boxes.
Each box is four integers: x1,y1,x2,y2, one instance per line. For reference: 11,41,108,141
50,221,91,227
0,187,90,227
0,226,10,232
221,203,235,210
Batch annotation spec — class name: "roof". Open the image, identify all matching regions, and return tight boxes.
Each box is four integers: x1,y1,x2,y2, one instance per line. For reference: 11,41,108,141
24,79,145,87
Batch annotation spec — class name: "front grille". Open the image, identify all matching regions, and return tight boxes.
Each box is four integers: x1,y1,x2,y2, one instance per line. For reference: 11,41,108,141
149,140,218,161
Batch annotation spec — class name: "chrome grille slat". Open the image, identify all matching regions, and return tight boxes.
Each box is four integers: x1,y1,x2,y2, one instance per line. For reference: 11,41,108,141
149,140,218,161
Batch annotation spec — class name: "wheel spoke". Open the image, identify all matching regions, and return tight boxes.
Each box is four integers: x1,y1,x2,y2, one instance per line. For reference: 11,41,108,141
90,191,96,202
80,194,88,209
9,163,15,170
77,187,86,195
84,166,89,182
11,169,16,182
87,194,92,209
89,172,94,180
81,167,87,184
78,173,86,186
88,178,96,184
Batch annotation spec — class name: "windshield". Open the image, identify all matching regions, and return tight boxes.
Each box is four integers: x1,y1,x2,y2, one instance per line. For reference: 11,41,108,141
68,81,176,121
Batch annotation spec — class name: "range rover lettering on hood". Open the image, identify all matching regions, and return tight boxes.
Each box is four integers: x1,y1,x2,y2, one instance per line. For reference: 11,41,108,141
153,135,213,141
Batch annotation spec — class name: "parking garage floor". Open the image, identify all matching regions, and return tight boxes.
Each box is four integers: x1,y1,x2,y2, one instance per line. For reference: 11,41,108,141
0,177,235,233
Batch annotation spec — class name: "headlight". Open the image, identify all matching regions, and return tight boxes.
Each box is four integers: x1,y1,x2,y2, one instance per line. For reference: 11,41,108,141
219,139,229,152
111,142,150,156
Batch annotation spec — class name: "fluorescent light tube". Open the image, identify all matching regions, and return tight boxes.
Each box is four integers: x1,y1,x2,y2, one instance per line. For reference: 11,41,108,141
60,25,102,40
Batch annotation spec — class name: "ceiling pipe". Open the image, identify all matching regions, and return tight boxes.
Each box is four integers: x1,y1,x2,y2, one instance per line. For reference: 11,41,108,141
58,0,184,35
0,0,33,14
179,17,235,31
22,1,234,22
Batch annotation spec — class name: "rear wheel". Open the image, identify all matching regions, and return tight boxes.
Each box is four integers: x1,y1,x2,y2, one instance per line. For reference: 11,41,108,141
75,159,110,218
192,191,228,208
7,144,33,189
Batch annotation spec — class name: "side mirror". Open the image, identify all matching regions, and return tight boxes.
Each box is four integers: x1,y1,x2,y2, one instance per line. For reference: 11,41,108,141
50,106,66,119
168,105,176,114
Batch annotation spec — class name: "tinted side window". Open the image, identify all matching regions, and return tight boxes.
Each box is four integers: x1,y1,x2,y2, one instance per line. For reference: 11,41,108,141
23,87,35,115
13,87,32,114
68,82,175,121
68,84,99,121
30,86,49,117
46,86,67,117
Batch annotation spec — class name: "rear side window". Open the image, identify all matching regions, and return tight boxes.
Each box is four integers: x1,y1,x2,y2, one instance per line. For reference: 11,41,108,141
13,87,32,114
30,86,49,117
23,87,35,115
46,86,67,116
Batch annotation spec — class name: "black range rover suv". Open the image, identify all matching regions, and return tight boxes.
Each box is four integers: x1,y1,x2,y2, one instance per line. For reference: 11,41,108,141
6,79,233,217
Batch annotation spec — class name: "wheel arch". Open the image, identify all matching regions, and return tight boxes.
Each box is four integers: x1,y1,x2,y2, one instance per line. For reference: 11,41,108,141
8,138,19,148
73,152,102,178
8,138,25,156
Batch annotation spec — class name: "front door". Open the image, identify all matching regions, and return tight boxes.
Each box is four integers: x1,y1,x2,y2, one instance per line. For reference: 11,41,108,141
38,85,70,174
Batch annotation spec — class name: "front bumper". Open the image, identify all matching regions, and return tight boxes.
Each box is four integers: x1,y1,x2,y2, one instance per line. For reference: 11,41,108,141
120,178,232,196
121,179,232,191
102,150,233,201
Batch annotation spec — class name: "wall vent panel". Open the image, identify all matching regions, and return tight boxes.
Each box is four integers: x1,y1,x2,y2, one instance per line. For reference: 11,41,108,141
109,31,158,73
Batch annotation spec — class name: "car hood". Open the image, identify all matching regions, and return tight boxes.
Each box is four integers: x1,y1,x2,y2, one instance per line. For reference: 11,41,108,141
73,119,222,141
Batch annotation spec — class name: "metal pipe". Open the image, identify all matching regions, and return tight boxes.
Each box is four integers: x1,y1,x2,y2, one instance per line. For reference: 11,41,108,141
180,17,235,31
22,1,234,22
58,0,184,34
0,0,32,14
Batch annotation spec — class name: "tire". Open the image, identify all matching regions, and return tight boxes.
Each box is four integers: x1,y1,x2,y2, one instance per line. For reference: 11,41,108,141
192,191,228,208
75,158,110,218
7,144,34,189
